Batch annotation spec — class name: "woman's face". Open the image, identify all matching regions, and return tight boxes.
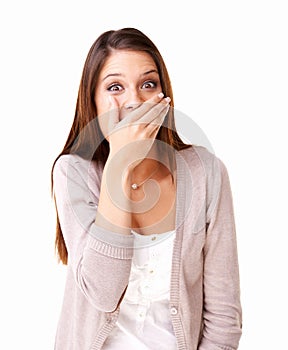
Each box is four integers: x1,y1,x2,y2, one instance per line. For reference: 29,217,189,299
95,50,162,137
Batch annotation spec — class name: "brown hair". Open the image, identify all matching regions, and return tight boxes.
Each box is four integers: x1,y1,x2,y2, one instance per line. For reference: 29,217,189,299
51,27,192,264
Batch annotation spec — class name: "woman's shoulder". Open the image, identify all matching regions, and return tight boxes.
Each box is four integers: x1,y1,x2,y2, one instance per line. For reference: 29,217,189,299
54,153,89,168
53,154,84,178
54,153,104,169
178,144,218,168
53,153,103,184
178,144,228,183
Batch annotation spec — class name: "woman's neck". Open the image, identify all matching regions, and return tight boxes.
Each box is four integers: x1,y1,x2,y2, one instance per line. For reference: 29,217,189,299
131,142,173,181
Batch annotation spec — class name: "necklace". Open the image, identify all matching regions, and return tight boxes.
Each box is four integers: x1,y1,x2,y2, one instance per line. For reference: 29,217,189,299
131,165,160,190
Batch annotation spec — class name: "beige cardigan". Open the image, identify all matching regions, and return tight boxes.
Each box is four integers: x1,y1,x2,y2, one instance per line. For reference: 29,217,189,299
53,145,242,350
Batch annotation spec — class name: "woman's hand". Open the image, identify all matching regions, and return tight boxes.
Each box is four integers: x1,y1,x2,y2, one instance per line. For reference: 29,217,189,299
102,92,170,169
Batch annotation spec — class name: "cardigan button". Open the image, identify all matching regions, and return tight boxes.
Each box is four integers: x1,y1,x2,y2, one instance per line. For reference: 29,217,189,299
170,307,178,315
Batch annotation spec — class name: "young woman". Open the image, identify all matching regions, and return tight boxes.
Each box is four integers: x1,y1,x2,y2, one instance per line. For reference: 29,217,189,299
52,27,242,350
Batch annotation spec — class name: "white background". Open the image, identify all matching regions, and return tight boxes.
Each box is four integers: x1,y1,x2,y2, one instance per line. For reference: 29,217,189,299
1,1,287,349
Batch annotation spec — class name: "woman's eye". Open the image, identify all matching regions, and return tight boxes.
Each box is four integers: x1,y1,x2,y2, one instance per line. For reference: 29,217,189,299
142,81,157,89
107,84,123,92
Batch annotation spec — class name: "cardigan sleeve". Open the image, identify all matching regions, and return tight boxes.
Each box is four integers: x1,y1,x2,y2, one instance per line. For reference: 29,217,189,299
198,157,242,350
52,154,133,312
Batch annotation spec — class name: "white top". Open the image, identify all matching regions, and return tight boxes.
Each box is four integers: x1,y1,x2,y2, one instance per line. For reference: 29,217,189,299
102,229,177,350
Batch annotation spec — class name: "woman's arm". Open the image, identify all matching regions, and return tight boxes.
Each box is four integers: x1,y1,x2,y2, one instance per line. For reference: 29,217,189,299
199,158,242,350
53,155,134,312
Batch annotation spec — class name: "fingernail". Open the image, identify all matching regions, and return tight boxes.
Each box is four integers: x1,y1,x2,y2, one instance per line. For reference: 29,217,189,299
165,97,171,102
158,92,164,98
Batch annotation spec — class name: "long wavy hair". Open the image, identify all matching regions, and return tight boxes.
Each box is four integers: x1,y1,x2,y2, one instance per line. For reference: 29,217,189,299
51,27,192,264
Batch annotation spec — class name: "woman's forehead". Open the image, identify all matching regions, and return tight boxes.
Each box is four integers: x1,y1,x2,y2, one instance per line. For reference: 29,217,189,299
99,50,157,79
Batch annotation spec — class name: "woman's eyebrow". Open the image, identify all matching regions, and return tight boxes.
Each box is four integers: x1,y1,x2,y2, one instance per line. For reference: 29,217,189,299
142,69,159,76
102,73,122,81
102,69,159,82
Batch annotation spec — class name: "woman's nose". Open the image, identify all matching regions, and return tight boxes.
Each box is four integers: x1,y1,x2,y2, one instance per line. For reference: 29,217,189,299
123,90,144,111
